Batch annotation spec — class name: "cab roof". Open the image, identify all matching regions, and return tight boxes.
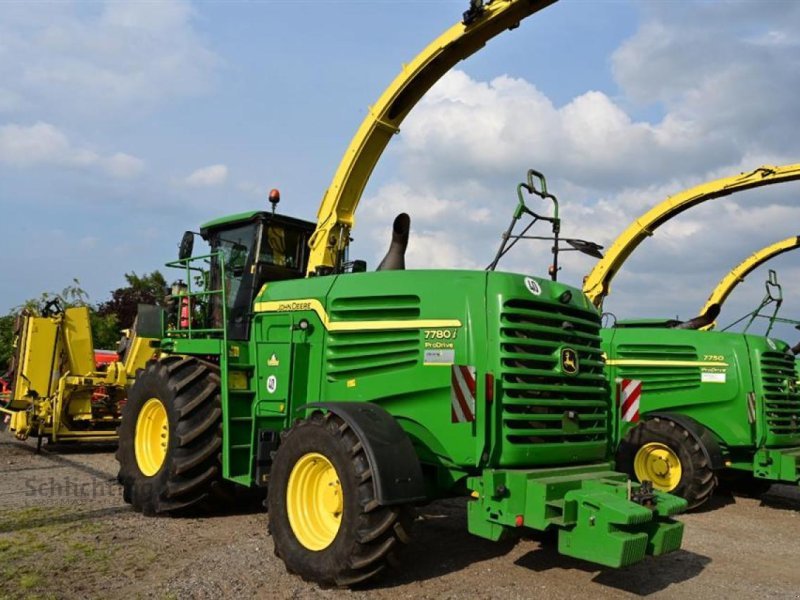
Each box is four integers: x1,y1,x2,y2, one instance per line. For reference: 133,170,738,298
200,211,317,236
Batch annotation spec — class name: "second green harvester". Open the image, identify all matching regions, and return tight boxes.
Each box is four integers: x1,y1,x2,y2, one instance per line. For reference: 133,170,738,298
582,165,800,508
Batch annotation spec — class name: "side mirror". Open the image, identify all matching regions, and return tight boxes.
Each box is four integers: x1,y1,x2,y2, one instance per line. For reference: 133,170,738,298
566,238,604,259
179,231,194,260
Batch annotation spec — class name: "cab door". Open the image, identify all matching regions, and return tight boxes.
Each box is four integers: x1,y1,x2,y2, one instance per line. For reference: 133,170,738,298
256,313,294,416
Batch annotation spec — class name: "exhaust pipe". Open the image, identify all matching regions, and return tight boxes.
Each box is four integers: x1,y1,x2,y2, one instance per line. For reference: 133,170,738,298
377,213,411,271
673,303,721,330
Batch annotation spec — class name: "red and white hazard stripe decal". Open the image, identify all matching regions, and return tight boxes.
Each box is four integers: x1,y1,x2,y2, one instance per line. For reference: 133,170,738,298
620,379,642,423
451,365,476,423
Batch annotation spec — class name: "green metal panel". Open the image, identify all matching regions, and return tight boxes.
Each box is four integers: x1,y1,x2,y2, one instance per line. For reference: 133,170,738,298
255,314,294,416
320,270,486,473
752,447,800,482
603,328,756,447
165,338,223,355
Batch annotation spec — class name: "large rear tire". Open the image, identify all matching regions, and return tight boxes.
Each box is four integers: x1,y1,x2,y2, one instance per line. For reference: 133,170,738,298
268,411,413,586
116,356,226,515
617,417,717,509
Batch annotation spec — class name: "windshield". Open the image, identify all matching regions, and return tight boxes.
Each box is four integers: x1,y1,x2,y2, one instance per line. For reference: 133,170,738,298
260,224,306,270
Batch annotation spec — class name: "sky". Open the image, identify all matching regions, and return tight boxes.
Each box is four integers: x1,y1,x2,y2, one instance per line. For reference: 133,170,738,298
1,0,800,341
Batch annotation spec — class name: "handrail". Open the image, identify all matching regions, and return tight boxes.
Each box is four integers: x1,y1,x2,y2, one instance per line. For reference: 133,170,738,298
164,252,227,339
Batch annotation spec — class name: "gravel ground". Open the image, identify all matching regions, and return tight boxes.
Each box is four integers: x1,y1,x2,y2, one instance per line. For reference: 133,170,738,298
1,436,799,600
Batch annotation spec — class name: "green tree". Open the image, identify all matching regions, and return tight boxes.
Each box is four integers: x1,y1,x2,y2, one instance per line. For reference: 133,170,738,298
91,312,121,350
0,314,14,375
96,271,167,332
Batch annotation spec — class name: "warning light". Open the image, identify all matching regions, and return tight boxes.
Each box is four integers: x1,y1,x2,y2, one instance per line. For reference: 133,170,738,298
268,189,281,213
515,515,524,527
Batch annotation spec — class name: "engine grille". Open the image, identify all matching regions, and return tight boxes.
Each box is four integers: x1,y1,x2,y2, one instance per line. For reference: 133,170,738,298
614,344,701,392
326,330,419,381
499,298,608,459
760,350,800,442
326,295,421,381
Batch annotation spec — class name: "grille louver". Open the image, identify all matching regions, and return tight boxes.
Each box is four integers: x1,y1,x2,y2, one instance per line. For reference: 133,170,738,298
326,295,421,381
615,344,701,392
760,351,800,442
499,299,608,457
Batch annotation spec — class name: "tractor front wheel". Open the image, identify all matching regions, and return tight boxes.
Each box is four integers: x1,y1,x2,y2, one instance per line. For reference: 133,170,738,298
617,417,717,509
116,356,226,515
268,411,413,586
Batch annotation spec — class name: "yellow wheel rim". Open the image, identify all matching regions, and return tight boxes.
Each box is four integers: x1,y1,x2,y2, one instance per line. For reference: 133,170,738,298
286,452,343,551
134,398,169,477
634,442,682,491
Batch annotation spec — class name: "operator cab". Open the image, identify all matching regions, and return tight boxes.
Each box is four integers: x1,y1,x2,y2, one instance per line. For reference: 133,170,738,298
195,194,316,340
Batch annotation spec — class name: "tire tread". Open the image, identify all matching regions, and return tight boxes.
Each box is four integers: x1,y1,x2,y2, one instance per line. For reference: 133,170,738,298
116,357,229,515
618,417,718,509
267,411,414,587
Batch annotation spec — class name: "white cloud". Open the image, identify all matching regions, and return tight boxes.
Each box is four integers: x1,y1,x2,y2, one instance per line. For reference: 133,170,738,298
184,164,228,187
238,181,266,197
102,153,145,179
357,182,489,270
611,2,800,156
394,71,739,195
0,121,144,178
0,0,219,119
0,122,70,166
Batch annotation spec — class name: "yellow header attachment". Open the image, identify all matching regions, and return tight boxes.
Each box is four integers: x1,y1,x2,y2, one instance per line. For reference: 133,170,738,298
582,164,800,308
699,235,800,329
307,0,557,275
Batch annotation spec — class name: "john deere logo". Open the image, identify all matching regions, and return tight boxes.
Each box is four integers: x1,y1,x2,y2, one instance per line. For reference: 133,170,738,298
561,348,579,375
